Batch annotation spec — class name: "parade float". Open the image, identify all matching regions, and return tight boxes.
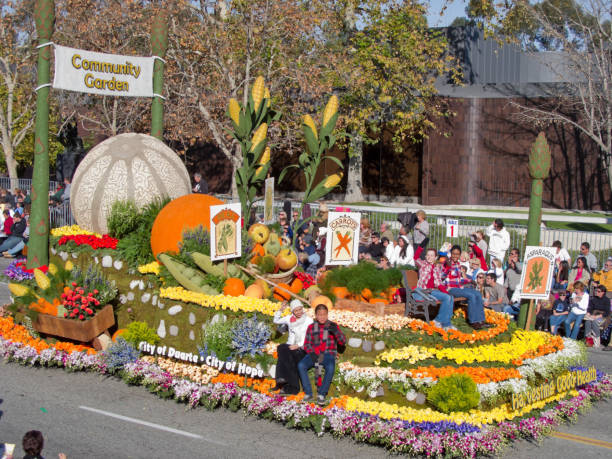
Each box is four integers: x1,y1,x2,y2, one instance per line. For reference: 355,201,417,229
1,3,610,452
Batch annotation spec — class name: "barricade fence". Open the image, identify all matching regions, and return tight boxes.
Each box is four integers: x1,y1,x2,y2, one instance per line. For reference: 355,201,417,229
0,177,60,194
8,186,609,267
252,200,612,268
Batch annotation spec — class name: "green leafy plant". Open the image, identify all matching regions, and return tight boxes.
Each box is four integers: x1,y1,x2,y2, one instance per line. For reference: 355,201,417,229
427,374,480,413
107,200,140,239
173,226,211,269
321,261,403,297
200,318,234,361
116,197,171,268
122,321,161,347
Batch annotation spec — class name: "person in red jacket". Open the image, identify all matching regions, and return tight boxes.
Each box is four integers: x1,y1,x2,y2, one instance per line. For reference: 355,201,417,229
2,209,13,238
298,304,346,406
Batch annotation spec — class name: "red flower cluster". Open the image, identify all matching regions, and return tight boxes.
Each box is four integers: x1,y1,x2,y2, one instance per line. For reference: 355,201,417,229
61,282,102,321
294,271,315,289
57,234,118,250
15,261,48,274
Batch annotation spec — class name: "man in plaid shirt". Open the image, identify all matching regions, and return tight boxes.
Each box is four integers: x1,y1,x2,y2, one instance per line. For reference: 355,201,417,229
298,304,346,405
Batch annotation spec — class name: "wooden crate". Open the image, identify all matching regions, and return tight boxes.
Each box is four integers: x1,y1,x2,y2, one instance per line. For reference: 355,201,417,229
334,299,405,317
33,304,115,343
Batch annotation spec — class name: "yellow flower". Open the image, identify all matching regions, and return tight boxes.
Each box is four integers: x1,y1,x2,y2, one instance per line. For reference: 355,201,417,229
138,261,161,275
51,225,101,238
65,260,74,271
303,115,318,139
250,123,268,152
228,98,241,126
322,95,338,126
47,263,58,275
251,76,265,112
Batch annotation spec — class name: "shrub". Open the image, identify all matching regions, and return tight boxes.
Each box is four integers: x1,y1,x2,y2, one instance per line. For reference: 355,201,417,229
102,338,139,373
70,263,118,306
122,321,160,347
427,374,480,413
231,314,271,357
107,200,140,239
200,318,234,361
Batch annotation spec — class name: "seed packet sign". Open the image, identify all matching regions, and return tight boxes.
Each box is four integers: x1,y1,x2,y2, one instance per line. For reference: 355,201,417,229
518,246,556,299
325,212,361,266
210,203,242,261
264,177,275,224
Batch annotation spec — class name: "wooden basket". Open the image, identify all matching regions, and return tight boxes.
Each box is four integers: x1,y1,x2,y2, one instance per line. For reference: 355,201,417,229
248,263,296,285
334,298,406,317
33,304,115,343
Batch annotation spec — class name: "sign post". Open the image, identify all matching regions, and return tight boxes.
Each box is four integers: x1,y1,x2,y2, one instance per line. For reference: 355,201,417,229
29,0,55,268
264,177,274,224
150,11,168,139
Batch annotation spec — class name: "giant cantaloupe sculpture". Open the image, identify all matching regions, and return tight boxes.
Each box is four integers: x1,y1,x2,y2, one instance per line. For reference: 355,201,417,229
150,194,224,258
70,133,191,234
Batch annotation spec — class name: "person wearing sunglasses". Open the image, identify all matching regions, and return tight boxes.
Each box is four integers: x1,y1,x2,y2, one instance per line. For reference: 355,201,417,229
584,285,610,348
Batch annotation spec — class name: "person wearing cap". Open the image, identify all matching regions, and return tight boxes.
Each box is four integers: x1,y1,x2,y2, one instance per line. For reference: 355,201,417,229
0,208,26,255
272,299,313,395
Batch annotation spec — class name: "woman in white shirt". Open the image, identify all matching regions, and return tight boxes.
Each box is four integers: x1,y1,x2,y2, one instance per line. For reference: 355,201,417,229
565,281,589,340
272,299,313,395
393,235,414,267
382,236,396,266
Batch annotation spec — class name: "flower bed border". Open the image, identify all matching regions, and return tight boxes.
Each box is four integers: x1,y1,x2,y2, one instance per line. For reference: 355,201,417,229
1,337,610,459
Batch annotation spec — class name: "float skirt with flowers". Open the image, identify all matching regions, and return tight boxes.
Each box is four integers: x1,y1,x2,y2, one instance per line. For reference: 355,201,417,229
1,224,611,457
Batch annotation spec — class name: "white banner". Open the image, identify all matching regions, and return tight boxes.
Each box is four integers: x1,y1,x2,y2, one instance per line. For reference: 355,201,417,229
53,45,154,97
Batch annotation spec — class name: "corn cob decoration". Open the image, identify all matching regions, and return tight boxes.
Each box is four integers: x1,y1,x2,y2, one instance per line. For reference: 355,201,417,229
279,94,343,237
48,263,58,275
229,98,241,126
34,268,51,290
65,260,74,271
251,76,265,112
9,282,31,297
227,76,279,220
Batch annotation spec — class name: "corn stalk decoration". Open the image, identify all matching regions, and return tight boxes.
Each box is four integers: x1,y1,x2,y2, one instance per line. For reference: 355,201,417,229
279,95,344,237
227,76,280,222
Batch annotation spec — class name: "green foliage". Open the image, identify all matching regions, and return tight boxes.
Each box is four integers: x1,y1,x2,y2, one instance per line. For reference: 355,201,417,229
174,226,211,269
122,321,161,347
115,197,171,268
322,262,403,296
200,318,235,361
427,374,480,413
107,200,140,239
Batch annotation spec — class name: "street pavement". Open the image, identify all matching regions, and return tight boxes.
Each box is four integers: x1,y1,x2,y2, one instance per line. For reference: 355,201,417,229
0,257,611,458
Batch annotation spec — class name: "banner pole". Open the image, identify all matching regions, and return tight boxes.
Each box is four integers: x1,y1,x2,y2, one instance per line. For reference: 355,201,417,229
28,0,55,269
150,11,168,140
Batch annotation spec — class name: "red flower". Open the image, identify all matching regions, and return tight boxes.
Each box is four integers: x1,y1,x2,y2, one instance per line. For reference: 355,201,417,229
78,314,84,320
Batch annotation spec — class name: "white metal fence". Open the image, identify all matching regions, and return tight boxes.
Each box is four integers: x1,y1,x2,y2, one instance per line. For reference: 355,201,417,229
0,177,60,193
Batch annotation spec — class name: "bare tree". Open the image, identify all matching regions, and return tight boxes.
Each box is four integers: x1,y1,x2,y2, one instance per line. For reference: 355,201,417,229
0,0,35,188
500,0,612,191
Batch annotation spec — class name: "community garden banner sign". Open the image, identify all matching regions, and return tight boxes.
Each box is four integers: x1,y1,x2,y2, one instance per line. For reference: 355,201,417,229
518,246,556,299
325,211,361,266
53,45,155,97
209,203,242,261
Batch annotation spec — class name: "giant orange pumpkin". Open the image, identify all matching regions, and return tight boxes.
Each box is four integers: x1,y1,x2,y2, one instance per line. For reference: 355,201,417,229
151,194,224,258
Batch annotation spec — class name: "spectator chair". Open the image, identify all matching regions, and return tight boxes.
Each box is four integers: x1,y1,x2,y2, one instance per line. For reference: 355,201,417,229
402,270,436,322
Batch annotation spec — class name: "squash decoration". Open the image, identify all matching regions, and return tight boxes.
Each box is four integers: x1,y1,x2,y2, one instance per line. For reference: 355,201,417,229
223,278,246,297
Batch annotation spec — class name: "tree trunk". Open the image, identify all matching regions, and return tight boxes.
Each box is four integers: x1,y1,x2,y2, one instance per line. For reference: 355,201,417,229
344,135,364,202
3,143,19,191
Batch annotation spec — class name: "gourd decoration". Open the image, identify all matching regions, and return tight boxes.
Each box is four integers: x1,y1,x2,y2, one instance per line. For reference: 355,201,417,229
151,194,224,258
71,133,191,234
